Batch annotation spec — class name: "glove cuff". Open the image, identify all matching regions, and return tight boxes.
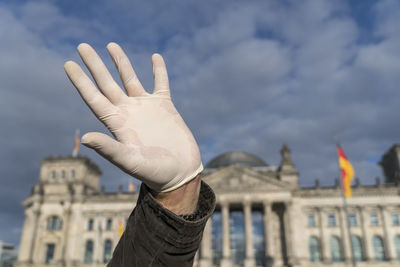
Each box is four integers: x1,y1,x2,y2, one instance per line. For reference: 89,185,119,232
160,163,204,193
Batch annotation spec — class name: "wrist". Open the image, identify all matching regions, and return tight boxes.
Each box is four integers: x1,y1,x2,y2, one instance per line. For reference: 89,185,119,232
148,173,202,214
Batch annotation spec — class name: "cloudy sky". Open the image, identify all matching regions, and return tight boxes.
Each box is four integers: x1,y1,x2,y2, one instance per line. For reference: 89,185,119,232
1,0,400,246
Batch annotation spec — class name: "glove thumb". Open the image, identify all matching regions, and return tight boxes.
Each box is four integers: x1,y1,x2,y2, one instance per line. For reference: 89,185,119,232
81,132,125,162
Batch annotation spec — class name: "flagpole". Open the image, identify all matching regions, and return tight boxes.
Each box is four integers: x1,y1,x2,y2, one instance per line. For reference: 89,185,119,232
339,178,356,267
334,137,356,267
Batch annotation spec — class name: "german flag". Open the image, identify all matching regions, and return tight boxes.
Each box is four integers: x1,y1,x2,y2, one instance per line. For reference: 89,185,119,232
129,181,135,192
118,219,124,237
72,129,80,157
336,144,355,198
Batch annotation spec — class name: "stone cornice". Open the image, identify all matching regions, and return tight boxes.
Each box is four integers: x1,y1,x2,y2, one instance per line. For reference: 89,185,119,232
83,192,139,203
294,184,399,198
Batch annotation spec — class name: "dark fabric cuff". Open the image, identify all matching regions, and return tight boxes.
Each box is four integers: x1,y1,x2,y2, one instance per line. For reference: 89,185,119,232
134,180,216,247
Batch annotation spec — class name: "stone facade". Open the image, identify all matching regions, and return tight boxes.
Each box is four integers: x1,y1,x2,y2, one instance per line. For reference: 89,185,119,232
16,157,137,267
16,144,400,267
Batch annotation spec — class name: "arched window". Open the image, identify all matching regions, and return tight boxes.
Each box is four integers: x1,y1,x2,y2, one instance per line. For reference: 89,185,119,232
330,236,343,262
309,236,321,262
61,170,66,179
373,235,385,261
51,171,57,179
71,170,76,178
103,239,112,263
46,216,63,231
84,240,94,264
351,235,364,262
394,235,400,260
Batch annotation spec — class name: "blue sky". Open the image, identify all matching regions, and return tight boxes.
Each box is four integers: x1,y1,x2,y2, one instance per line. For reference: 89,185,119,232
1,0,400,246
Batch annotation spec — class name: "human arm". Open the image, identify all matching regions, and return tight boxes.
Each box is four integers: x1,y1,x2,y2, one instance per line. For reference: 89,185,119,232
64,43,215,266
150,172,202,214
107,178,215,267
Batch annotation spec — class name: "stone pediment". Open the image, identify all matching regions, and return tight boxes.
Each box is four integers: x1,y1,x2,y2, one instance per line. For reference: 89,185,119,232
202,165,291,193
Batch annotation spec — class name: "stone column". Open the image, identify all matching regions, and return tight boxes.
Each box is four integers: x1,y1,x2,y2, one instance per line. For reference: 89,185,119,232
317,208,328,261
61,202,72,265
65,204,82,263
263,202,274,267
284,202,295,265
338,207,351,261
17,205,40,263
359,207,372,260
199,219,212,267
193,250,199,267
379,205,393,260
30,204,41,263
220,202,231,267
244,201,255,267
96,218,103,265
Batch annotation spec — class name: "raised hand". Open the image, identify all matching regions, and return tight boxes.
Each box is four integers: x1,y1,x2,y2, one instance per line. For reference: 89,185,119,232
64,43,203,192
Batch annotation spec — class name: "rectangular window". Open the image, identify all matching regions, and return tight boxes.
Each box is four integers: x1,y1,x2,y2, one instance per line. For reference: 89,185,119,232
308,214,316,227
370,213,379,226
88,219,94,231
328,214,336,227
211,210,222,265
229,211,245,265
251,210,265,266
45,243,55,264
348,214,357,227
392,214,400,226
106,218,112,231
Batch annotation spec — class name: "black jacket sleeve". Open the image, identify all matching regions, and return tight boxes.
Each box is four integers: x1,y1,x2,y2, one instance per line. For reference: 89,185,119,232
107,181,216,267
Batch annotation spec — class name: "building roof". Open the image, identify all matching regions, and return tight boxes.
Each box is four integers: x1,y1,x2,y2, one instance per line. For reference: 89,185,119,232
41,155,102,175
205,151,268,168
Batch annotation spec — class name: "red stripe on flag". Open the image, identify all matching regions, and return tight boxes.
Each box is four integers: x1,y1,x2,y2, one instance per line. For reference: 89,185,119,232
337,146,347,159
341,169,347,188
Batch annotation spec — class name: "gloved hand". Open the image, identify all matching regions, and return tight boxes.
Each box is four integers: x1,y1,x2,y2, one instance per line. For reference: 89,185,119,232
64,43,203,192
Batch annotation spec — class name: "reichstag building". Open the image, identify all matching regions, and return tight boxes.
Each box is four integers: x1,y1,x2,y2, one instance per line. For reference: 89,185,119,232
15,144,400,267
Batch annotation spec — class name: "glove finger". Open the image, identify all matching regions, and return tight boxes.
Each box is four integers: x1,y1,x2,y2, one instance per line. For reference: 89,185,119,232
64,61,114,119
81,132,127,164
152,53,171,97
106,42,148,97
77,43,126,104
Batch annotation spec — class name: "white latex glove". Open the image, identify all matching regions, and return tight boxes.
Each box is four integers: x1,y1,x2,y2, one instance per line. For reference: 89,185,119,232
64,43,203,192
